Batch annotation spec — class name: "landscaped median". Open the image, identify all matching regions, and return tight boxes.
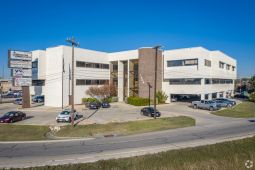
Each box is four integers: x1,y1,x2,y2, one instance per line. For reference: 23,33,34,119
0,116,195,141
212,101,255,118
55,116,195,138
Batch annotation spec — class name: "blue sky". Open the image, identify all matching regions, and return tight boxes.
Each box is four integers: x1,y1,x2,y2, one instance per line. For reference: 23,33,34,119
0,0,254,78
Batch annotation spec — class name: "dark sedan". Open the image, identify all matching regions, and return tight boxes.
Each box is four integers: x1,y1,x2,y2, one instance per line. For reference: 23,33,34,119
140,107,161,117
0,111,26,123
89,102,101,109
101,102,110,108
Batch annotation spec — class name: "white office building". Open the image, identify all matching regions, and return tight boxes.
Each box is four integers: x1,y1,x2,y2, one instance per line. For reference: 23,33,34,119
31,46,237,107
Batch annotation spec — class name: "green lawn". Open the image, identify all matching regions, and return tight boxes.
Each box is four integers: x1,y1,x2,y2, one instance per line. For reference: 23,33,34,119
17,136,255,170
212,101,255,118
0,125,49,141
56,116,195,138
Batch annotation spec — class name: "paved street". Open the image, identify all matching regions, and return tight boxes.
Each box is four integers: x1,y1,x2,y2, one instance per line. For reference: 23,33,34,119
0,101,254,168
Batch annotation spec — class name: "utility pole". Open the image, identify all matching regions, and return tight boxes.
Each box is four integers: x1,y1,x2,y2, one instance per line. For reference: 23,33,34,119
66,37,79,127
153,45,161,119
147,82,152,107
62,56,65,110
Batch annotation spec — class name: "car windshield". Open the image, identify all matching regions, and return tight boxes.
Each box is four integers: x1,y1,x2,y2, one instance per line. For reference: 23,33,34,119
4,112,15,116
60,111,70,115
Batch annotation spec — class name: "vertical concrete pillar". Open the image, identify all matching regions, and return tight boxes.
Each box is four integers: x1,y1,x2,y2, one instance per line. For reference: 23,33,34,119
216,92,221,98
200,94,205,100
208,93,212,100
127,59,130,98
118,61,124,102
223,91,227,98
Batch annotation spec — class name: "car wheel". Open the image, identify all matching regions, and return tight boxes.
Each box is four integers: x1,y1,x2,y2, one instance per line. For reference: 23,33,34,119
10,120,13,123
193,105,198,109
209,107,214,111
227,104,232,108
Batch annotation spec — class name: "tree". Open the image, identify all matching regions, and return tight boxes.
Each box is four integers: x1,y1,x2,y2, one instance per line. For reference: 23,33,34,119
86,83,117,99
251,75,255,90
156,91,168,104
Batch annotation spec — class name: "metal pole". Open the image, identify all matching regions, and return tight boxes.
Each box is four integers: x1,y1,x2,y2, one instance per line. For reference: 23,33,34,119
66,37,79,127
153,48,157,119
153,45,161,119
62,56,64,110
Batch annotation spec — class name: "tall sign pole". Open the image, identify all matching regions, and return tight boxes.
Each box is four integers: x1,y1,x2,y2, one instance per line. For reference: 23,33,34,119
153,46,161,119
8,50,32,108
66,37,79,127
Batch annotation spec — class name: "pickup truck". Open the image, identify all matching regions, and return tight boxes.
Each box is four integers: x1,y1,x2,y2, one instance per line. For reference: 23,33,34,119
192,100,221,111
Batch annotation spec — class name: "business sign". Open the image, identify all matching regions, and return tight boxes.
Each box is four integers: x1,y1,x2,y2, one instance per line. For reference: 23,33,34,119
13,77,32,86
12,68,32,77
8,50,32,61
9,60,32,69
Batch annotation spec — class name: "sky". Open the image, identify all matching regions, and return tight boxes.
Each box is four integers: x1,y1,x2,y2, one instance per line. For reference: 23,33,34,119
0,0,254,78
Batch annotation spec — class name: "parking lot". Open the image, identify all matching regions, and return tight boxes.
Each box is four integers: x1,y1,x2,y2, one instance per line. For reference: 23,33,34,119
0,99,242,126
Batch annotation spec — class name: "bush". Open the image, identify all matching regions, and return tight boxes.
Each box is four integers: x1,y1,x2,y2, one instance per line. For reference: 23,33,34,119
156,91,168,104
127,97,150,106
249,92,255,102
82,98,99,104
102,97,112,103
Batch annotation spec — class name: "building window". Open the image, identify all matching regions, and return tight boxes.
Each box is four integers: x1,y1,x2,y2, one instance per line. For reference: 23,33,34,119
226,64,230,70
76,79,109,86
167,58,198,67
32,60,38,68
169,78,201,85
204,59,211,67
113,64,118,71
76,61,109,69
219,61,225,69
205,79,211,84
232,66,235,71
212,79,233,84
32,80,45,86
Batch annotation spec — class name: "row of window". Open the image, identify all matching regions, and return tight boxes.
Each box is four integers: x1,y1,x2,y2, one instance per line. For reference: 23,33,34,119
205,78,234,84
167,59,198,67
76,79,109,86
76,61,109,69
169,78,234,85
219,61,235,71
169,78,201,85
167,59,235,72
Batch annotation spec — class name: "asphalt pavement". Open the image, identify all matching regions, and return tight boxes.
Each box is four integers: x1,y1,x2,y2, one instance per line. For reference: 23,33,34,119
0,110,254,168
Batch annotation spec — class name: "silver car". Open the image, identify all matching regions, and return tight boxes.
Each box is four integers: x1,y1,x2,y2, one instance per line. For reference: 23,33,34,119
56,110,78,123
192,100,221,111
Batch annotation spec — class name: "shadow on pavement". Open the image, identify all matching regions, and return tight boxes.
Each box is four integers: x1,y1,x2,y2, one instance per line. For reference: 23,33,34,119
74,109,99,126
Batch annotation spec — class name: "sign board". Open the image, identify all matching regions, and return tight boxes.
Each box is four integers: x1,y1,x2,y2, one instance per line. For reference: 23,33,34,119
13,77,32,86
9,50,32,61
12,68,32,77
9,60,32,69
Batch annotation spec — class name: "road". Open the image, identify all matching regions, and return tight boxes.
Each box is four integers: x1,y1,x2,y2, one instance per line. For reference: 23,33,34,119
0,109,255,169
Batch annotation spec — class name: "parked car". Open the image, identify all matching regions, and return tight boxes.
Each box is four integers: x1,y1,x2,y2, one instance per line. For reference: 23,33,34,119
140,107,161,117
234,94,249,100
32,95,44,103
101,102,110,108
56,110,78,123
0,111,26,123
13,91,22,98
14,98,22,105
88,102,101,109
3,93,14,98
192,100,221,111
213,98,236,107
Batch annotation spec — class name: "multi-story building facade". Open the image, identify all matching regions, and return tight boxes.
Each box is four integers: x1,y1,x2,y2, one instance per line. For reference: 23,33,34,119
31,46,237,107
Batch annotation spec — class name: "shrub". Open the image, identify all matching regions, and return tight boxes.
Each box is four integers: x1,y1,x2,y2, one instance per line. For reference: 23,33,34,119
249,92,255,102
156,91,168,104
127,97,150,106
82,98,99,104
102,97,112,103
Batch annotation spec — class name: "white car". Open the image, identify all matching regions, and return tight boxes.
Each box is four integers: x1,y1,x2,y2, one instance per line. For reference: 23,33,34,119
56,110,78,123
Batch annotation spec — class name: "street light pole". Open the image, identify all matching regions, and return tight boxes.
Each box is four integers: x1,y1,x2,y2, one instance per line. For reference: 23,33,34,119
153,45,161,119
66,37,79,127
